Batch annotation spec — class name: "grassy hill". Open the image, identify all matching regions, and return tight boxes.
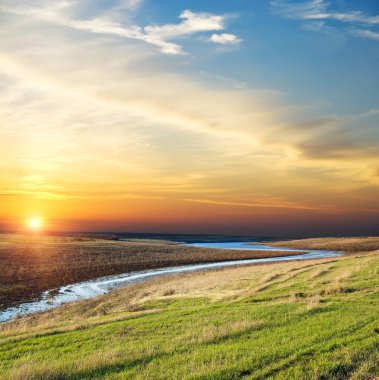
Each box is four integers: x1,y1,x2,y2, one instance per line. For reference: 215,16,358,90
0,247,378,379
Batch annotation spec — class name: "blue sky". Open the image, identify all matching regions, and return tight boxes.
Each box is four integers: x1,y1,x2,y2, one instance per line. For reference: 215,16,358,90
133,0,379,115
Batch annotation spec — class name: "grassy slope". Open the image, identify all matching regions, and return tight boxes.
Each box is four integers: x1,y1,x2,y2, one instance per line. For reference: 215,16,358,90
0,251,378,379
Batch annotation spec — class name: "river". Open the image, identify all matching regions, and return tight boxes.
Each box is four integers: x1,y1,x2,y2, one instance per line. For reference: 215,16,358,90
0,242,341,323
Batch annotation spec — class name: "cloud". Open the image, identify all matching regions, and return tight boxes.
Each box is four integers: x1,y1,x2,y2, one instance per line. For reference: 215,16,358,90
275,112,379,162
182,197,330,211
271,0,379,25
271,1,379,44
142,9,228,54
0,2,240,55
271,0,327,19
209,33,241,45
144,10,224,39
350,28,379,41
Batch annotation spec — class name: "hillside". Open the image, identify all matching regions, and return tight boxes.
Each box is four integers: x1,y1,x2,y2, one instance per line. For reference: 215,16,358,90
0,248,378,379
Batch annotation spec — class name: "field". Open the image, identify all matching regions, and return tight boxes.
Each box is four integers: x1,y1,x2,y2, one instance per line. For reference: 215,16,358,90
271,236,379,253
0,234,304,309
0,238,378,379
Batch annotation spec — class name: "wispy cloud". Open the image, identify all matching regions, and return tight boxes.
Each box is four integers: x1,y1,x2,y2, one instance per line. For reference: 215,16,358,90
271,0,379,41
182,197,333,211
350,28,379,41
271,0,379,25
271,0,328,20
0,2,240,55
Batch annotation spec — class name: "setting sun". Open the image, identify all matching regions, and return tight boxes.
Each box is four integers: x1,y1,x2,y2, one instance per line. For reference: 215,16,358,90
29,218,42,231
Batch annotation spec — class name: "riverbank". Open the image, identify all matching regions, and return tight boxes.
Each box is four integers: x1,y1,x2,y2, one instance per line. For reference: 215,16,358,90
0,249,340,323
1,249,378,379
0,234,305,310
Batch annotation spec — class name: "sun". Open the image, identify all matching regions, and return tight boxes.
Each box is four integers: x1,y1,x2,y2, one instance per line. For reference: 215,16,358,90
28,218,42,231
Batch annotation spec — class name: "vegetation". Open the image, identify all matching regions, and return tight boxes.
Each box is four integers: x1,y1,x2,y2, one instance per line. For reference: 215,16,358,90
0,245,378,379
0,234,304,309
271,236,379,253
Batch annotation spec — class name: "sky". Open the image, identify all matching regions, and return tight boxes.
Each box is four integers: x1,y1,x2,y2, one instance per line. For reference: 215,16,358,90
0,0,378,237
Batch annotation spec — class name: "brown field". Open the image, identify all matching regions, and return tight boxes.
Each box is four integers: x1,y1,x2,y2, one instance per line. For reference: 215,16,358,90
271,236,379,253
0,234,305,310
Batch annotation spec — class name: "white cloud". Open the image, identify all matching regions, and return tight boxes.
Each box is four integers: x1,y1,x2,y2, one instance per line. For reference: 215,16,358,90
209,33,241,45
142,9,228,54
0,2,240,55
144,10,224,39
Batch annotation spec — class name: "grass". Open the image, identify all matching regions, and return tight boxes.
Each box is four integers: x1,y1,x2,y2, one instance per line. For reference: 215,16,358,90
271,236,379,253
0,233,305,309
0,244,378,379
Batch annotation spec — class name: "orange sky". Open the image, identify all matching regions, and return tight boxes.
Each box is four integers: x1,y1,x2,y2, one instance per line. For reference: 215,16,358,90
2,192,378,237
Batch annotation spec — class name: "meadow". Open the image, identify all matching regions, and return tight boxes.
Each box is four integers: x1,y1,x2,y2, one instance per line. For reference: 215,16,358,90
0,237,378,379
0,234,304,309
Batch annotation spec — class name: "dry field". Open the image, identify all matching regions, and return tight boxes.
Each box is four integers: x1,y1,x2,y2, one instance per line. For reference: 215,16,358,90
271,236,379,253
0,234,304,310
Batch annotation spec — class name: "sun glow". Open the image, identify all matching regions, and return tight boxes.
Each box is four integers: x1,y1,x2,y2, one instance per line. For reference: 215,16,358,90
28,218,42,231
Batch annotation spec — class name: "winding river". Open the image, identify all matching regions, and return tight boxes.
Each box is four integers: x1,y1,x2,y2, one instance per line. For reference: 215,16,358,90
0,242,342,323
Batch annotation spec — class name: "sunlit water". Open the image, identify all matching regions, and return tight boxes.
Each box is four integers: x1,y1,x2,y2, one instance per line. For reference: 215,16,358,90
183,242,305,251
0,243,342,323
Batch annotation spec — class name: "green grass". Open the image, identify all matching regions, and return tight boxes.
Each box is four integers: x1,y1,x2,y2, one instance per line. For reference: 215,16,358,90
0,253,378,379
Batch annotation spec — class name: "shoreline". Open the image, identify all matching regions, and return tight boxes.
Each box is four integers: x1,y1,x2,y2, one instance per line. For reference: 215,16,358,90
2,235,378,322
0,237,307,311
0,245,341,323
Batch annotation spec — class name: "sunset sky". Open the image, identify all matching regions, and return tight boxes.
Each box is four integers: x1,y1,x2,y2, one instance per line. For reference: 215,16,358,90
0,0,378,236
